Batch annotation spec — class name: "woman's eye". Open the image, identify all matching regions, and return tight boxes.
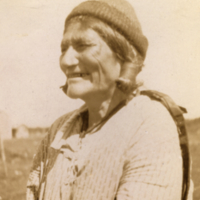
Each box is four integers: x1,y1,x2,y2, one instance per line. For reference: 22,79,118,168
61,45,69,54
60,42,93,54
61,48,66,53
75,43,91,51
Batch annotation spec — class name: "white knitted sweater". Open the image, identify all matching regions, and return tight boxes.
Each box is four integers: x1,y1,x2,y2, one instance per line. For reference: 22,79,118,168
27,95,193,200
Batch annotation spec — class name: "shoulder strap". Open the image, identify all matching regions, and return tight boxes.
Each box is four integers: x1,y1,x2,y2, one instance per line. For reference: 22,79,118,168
140,90,190,200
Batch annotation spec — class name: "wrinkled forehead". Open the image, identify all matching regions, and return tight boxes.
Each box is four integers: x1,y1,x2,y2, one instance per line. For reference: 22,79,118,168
61,21,102,46
64,16,92,34
63,17,106,42
62,21,86,41
64,22,83,37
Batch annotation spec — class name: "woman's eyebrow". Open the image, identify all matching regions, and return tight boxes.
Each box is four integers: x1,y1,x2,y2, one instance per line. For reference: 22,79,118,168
61,35,94,50
61,39,70,48
71,36,92,45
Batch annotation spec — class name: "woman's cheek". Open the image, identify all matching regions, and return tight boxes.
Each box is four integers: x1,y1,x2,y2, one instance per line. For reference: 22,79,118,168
79,51,101,72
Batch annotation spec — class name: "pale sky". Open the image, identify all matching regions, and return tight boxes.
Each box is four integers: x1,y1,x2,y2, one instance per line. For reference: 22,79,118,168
0,0,200,127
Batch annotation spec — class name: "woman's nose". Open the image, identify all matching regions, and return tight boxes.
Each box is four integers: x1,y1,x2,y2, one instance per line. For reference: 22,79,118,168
60,46,79,69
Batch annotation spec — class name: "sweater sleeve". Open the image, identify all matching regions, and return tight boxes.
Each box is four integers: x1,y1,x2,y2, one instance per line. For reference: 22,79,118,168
26,133,49,200
26,113,70,200
116,101,183,200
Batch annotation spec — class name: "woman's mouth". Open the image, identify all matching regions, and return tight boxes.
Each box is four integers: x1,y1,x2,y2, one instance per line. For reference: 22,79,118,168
67,73,90,78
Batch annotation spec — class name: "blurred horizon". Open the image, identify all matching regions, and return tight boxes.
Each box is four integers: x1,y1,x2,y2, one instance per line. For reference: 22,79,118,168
0,0,200,127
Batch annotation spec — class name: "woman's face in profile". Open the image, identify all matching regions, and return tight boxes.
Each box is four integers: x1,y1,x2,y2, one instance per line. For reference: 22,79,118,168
60,22,121,101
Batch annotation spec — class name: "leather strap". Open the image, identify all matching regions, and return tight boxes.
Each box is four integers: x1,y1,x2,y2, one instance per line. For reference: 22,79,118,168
140,90,190,200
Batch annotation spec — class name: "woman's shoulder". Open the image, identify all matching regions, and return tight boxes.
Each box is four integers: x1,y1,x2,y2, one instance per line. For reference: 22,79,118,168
51,110,75,129
47,104,87,140
47,109,78,139
129,94,171,119
126,93,178,136
128,93,179,141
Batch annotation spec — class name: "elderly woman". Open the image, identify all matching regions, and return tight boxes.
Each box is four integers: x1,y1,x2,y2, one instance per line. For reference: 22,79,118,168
27,0,193,199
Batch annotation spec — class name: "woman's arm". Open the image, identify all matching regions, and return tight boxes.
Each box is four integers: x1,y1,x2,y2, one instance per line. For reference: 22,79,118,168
26,134,49,200
26,112,73,200
116,101,183,200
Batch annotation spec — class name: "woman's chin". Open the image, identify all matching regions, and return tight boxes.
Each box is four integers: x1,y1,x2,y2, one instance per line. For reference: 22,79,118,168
66,90,80,99
66,87,88,100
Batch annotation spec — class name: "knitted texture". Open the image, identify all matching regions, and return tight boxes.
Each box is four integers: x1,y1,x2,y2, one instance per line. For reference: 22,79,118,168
26,95,194,200
65,0,148,59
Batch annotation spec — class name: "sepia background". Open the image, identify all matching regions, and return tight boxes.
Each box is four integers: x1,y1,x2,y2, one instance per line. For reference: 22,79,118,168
0,0,200,199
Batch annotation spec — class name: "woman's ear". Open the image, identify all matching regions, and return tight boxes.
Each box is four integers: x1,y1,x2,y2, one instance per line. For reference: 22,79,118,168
116,62,139,94
119,62,140,80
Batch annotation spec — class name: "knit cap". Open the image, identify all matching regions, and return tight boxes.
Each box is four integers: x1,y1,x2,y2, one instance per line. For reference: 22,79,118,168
65,0,148,60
